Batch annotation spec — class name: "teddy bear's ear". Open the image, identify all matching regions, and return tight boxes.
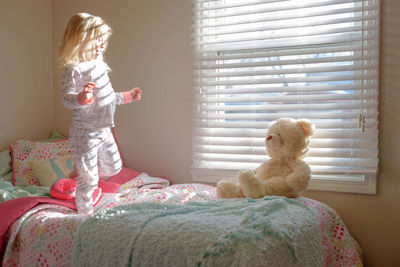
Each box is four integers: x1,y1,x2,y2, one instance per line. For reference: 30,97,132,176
297,119,314,137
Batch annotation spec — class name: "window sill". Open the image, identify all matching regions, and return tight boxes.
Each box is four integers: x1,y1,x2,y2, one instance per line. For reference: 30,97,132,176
308,174,377,195
193,172,377,195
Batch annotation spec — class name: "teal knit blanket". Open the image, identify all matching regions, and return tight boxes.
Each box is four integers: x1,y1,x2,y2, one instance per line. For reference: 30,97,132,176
73,197,323,267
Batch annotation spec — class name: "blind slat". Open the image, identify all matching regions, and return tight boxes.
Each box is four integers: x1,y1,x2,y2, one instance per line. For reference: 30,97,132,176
193,127,379,139
196,43,378,61
199,25,378,46
197,0,366,19
196,92,378,103
197,64,377,78
197,6,378,29
197,102,378,111
193,153,378,167
193,147,378,158
192,138,378,148
200,33,378,53
201,14,379,37
196,54,377,70
193,119,379,130
195,111,378,120
192,162,377,175
197,84,378,94
198,74,379,86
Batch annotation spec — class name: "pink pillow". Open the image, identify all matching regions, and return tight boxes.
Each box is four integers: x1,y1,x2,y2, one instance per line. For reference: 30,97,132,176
10,139,71,187
50,178,102,206
50,178,78,200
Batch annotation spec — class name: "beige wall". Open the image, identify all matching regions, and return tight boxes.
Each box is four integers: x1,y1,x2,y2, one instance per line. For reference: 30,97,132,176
0,0,397,266
0,0,53,150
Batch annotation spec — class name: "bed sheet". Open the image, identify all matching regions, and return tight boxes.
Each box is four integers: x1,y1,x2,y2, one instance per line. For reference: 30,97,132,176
1,173,362,267
0,177,50,203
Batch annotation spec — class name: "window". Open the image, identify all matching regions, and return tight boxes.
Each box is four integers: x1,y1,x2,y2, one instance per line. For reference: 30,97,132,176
192,0,380,194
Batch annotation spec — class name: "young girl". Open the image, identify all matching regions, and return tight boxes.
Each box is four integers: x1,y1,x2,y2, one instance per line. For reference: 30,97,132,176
58,13,141,214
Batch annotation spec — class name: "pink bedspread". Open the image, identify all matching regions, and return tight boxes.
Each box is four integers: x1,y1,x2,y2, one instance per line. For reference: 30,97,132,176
1,173,362,267
0,197,75,254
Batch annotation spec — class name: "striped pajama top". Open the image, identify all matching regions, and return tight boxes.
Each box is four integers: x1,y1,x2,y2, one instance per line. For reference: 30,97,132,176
61,59,125,129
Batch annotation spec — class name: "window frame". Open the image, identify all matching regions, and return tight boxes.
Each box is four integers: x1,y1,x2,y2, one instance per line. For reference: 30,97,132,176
192,0,380,194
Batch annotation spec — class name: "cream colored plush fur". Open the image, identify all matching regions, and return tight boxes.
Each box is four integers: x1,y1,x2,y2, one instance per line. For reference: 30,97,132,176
217,118,315,199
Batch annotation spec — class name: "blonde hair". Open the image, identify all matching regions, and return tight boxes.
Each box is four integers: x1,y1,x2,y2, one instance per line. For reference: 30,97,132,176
58,13,112,67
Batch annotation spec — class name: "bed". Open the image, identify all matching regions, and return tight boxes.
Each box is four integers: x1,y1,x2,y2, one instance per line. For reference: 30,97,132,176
0,133,363,266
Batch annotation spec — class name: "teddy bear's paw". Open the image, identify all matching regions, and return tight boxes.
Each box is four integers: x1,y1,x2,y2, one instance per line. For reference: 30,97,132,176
238,169,256,183
216,180,244,199
238,169,253,176
238,171,264,199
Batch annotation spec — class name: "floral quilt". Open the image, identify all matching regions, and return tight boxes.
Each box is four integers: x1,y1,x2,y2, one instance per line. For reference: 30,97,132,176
1,173,362,267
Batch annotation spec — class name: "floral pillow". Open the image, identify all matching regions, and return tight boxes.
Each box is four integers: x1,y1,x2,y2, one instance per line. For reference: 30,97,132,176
10,139,71,187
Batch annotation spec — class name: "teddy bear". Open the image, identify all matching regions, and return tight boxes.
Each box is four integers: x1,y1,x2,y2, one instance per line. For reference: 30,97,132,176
217,117,314,199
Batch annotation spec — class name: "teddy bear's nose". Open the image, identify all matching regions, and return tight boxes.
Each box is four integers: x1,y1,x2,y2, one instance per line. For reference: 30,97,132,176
266,135,272,141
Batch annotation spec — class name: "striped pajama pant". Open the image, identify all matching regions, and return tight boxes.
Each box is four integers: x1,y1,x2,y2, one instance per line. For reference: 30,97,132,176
69,127,122,214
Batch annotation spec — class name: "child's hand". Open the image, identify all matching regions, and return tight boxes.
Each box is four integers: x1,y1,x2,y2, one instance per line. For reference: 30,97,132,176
78,82,97,105
130,87,142,101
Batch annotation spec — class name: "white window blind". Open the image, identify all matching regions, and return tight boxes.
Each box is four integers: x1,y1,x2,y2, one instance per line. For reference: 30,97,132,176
192,0,380,187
